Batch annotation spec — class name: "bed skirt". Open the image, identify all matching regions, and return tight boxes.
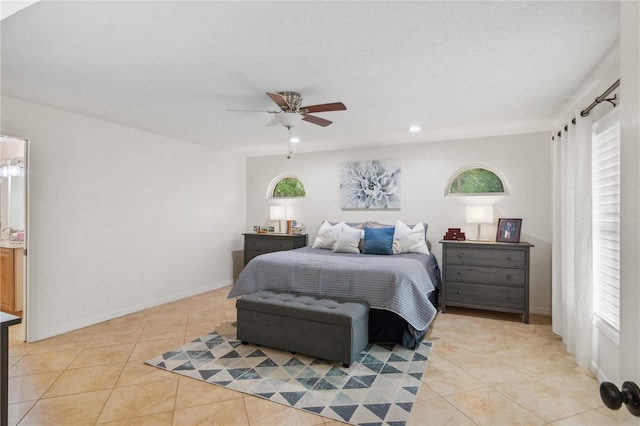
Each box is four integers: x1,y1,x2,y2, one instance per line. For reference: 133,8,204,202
369,286,439,349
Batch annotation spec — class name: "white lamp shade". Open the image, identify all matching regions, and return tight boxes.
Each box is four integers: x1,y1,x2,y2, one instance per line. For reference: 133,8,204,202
466,205,493,224
285,206,295,220
270,205,287,220
276,112,303,128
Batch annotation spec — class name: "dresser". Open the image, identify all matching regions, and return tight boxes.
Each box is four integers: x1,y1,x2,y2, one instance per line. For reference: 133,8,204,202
439,240,534,323
243,233,308,266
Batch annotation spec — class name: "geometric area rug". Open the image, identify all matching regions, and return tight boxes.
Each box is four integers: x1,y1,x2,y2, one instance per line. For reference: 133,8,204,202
146,322,432,425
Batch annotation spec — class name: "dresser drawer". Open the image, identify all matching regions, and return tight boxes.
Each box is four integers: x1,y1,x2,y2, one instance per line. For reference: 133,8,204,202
445,264,525,287
446,282,525,310
243,234,308,266
245,236,294,251
446,247,525,268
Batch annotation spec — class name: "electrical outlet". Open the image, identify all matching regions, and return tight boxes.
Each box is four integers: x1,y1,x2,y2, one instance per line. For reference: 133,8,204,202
140,272,147,283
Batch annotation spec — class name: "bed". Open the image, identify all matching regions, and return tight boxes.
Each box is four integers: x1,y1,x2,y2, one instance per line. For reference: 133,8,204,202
228,224,441,349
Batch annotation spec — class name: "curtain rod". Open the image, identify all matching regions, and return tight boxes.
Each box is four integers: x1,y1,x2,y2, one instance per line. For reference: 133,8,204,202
554,78,620,138
580,78,620,117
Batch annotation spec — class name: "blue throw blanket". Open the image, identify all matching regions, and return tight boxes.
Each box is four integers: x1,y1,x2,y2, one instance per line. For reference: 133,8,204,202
228,247,437,331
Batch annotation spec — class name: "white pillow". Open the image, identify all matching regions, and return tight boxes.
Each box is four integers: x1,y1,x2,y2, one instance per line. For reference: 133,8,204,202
312,221,344,249
392,220,430,254
342,223,365,239
332,230,362,253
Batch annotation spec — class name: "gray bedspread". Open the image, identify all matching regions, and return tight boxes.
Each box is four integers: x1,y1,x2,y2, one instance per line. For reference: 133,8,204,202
228,247,437,331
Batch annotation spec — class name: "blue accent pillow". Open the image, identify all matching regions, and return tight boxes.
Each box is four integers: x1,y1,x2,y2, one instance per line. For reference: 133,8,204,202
363,226,395,255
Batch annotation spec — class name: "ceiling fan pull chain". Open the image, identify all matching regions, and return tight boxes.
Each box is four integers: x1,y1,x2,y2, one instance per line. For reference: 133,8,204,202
287,127,293,159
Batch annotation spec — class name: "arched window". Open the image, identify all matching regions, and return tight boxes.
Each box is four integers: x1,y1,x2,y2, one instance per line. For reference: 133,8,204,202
270,176,306,198
446,165,508,196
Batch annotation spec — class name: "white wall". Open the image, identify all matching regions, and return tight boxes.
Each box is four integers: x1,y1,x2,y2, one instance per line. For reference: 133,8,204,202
247,131,552,314
618,0,640,389
1,96,247,341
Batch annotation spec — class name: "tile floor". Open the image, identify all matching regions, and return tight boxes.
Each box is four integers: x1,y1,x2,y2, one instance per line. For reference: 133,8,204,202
6,286,631,425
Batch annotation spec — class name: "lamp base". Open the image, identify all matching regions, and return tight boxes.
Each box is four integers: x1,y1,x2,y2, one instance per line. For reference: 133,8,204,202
472,223,491,241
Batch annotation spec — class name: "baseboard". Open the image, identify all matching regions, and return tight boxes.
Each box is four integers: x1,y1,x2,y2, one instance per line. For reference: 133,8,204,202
27,279,233,342
530,306,551,316
591,361,608,383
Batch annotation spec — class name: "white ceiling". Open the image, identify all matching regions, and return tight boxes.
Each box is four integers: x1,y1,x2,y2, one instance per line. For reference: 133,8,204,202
1,1,620,156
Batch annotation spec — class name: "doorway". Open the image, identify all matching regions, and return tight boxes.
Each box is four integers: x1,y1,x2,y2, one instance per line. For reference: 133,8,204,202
0,136,27,339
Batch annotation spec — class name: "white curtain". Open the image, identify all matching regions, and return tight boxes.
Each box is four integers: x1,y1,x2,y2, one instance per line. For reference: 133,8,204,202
552,112,594,369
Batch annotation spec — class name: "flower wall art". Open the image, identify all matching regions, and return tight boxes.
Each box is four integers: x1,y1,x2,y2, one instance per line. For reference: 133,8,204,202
340,160,401,209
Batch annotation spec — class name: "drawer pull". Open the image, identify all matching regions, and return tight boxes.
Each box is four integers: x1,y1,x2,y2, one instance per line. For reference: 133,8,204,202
506,295,512,300
457,290,463,295
457,271,462,275
506,274,512,279
507,255,512,260
457,253,463,258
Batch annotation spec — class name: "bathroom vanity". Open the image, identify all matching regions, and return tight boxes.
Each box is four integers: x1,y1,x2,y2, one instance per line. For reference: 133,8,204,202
0,244,24,314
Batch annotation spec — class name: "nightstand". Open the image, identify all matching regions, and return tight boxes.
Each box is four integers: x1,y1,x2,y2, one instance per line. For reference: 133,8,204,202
243,233,308,266
439,240,534,323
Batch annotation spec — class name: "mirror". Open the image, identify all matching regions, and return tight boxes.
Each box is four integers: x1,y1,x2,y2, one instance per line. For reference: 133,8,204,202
1,136,26,235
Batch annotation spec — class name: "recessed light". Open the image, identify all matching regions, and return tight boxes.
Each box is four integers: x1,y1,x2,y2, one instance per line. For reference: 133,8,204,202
409,126,421,133
289,137,300,143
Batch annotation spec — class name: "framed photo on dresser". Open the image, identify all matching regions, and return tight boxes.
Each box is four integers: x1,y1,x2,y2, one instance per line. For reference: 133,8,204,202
496,218,522,243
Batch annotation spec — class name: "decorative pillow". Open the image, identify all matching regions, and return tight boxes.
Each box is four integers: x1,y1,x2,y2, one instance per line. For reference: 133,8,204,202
363,226,395,255
368,220,428,235
332,230,362,254
343,222,365,239
393,220,430,254
365,221,395,229
312,221,344,249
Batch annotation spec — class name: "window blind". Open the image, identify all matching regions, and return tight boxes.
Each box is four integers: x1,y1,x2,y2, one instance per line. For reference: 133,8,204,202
591,108,620,331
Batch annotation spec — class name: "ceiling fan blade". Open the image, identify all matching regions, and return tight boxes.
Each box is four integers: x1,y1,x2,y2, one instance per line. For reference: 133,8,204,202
266,92,291,110
299,102,346,114
264,117,279,127
302,114,333,127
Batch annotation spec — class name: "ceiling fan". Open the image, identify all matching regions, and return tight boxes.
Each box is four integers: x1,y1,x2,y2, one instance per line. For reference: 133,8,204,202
228,91,347,128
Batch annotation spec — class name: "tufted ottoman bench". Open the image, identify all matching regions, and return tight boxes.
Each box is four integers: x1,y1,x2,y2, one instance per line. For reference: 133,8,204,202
236,290,369,367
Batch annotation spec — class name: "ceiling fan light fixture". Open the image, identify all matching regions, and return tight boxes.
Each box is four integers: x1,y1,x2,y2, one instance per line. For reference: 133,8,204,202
289,136,300,143
276,112,303,128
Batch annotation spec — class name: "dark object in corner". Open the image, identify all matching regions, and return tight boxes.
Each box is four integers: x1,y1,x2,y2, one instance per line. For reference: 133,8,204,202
600,381,640,417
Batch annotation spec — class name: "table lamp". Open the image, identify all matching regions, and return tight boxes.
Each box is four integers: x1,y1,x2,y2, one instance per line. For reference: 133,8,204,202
270,205,287,233
466,205,493,241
